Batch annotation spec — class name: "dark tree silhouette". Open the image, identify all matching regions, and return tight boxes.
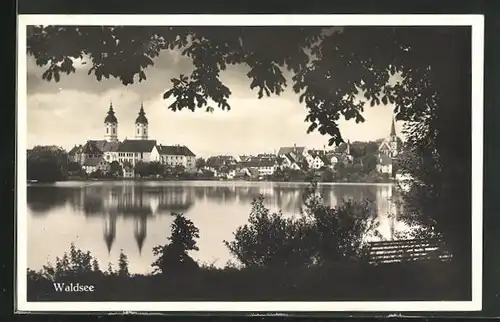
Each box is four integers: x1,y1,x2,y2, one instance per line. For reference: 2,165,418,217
27,145,69,182
117,249,130,277
152,213,200,274
27,26,472,267
109,161,123,177
195,157,206,171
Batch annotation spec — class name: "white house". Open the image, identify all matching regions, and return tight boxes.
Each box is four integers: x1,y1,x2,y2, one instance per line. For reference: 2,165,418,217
150,144,197,173
117,139,157,166
238,160,277,177
376,154,393,174
82,157,110,174
310,154,325,169
280,153,302,170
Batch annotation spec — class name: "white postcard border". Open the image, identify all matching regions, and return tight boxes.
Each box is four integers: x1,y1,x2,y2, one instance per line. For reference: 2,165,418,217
16,14,484,312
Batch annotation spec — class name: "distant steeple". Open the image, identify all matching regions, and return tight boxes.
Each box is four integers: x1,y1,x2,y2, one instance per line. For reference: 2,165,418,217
390,116,396,137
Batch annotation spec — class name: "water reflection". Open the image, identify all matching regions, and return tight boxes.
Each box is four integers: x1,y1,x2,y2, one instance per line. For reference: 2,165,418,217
27,181,403,273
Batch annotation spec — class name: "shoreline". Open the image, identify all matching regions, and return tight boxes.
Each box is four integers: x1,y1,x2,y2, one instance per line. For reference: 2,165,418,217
27,178,396,186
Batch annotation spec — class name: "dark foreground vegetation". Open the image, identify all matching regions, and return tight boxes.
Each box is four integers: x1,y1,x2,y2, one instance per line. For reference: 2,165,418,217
27,185,470,302
28,260,465,302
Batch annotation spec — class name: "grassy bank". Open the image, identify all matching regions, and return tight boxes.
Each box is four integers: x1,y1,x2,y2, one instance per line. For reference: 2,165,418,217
27,260,468,302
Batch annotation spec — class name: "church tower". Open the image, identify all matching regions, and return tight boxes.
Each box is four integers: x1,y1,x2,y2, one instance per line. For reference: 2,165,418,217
389,117,399,157
135,103,148,140
104,102,118,142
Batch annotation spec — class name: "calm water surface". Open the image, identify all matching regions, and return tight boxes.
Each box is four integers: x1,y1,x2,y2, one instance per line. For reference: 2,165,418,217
27,181,408,274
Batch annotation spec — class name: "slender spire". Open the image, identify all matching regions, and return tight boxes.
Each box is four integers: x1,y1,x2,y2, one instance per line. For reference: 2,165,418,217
390,116,396,137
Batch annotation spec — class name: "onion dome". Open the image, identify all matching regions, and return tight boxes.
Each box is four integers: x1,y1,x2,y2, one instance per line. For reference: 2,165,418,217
135,103,148,125
104,102,118,124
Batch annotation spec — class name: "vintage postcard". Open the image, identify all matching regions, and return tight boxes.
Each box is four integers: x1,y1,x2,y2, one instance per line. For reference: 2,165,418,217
16,14,484,312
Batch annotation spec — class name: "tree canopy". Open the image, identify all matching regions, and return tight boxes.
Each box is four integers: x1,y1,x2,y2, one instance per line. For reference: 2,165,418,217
27,25,472,265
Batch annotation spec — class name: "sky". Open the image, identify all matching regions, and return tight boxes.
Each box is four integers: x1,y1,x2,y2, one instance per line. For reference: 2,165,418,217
26,45,404,158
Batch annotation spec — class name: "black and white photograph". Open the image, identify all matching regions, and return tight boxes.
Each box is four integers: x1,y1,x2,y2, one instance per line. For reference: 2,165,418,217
16,15,483,312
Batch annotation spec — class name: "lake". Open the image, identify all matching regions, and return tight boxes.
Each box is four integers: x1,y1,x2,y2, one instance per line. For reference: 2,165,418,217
26,180,408,274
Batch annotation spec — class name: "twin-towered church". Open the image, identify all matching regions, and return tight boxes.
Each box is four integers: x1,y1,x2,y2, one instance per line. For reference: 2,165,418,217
103,102,149,142
68,102,197,176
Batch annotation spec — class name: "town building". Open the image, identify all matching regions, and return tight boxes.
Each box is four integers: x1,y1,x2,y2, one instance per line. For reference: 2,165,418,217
117,139,157,165
82,157,110,174
379,117,403,158
377,117,403,175
238,159,278,177
68,145,84,164
150,144,197,173
278,144,308,159
279,152,302,170
376,154,393,174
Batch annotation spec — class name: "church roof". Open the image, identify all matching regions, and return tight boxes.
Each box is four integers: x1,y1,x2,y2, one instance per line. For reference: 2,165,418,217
278,146,305,155
118,139,157,153
68,145,83,155
135,104,148,124
83,157,105,167
82,141,103,155
155,145,196,157
88,140,121,152
104,104,118,124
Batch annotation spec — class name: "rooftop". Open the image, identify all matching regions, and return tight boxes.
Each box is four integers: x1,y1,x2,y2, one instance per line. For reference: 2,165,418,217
155,144,196,157
118,139,157,153
278,146,306,155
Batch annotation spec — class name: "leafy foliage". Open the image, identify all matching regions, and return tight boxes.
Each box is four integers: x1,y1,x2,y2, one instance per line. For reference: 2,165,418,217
224,185,379,269
32,243,128,281
152,213,200,274
27,145,69,182
195,157,206,170
109,161,123,177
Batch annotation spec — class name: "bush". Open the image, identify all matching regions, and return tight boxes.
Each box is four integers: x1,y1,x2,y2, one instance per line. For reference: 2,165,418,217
29,243,129,282
224,184,380,269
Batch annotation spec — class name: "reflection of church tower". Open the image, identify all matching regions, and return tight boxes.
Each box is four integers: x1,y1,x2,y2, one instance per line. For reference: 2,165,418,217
135,103,148,140
134,216,147,255
104,102,118,142
103,212,117,254
388,185,397,240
